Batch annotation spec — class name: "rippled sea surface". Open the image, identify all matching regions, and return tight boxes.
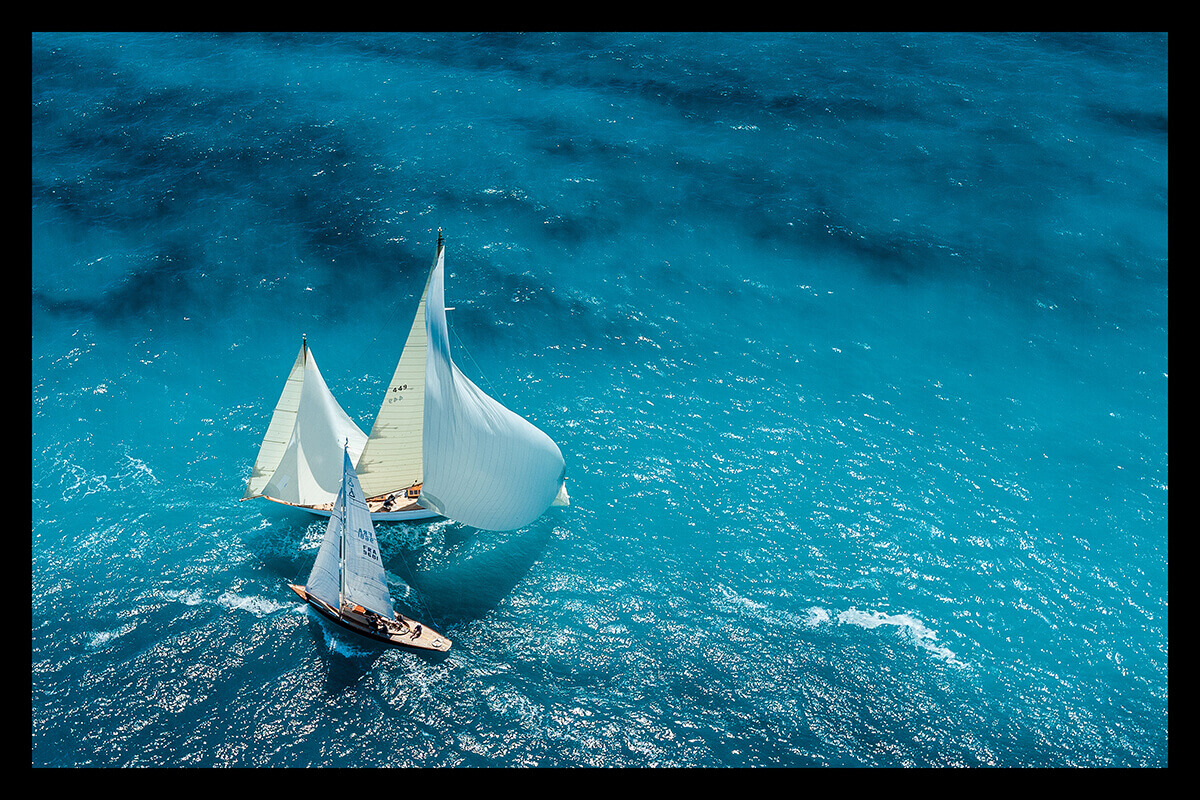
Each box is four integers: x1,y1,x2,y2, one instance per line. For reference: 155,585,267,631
32,32,1167,767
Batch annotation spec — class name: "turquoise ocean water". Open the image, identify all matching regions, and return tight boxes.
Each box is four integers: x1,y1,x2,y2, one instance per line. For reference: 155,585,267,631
32,32,1167,767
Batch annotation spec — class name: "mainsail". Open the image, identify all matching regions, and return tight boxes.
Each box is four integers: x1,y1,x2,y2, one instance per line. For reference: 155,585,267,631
305,446,395,619
355,269,430,500
288,443,451,651
243,232,568,530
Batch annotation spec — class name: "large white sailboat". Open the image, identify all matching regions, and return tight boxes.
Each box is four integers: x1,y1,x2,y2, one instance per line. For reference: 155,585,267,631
242,230,569,530
288,443,451,651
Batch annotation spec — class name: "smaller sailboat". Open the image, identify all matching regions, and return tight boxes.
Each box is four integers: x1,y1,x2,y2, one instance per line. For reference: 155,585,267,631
289,443,451,652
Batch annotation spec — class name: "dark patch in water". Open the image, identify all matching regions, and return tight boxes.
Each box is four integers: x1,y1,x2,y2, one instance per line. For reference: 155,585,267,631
33,239,202,322
1089,104,1168,138
1033,32,1168,69
399,522,554,625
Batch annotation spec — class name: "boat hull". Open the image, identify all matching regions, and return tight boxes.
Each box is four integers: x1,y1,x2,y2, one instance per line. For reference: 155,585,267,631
288,585,451,652
263,494,442,522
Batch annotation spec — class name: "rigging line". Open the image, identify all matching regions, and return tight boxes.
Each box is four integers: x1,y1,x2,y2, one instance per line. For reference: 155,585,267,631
450,320,502,400
392,548,442,632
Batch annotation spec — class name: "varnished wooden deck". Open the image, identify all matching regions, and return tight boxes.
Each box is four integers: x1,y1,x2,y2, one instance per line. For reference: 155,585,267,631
288,584,451,652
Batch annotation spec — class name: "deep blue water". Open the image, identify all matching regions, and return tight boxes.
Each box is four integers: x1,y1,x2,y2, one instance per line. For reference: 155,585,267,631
32,32,1167,767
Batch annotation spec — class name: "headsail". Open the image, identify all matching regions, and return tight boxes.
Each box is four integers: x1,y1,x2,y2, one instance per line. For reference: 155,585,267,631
242,342,306,501
243,341,368,508
303,468,344,612
305,447,395,619
417,239,567,531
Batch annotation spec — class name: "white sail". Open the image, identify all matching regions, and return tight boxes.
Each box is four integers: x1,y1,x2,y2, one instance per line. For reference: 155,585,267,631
303,475,345,611
305,447,395,619
338,448,395,618
245,235,568,530
250,343,368,507
355,272,431,499
242,343,306,501
417,242,567,531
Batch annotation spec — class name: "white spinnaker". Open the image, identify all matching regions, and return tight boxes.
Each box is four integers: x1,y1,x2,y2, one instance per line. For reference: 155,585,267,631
417,245,566,531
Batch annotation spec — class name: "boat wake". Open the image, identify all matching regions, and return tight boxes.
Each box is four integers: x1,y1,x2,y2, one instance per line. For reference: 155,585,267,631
714,585,967,668
217,590,289,618
835,607,967,668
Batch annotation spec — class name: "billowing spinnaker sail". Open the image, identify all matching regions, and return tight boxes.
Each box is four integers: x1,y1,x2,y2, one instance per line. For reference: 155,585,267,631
356,274,430,499
260,348,368,507
418,245,566,531
306,448,395,619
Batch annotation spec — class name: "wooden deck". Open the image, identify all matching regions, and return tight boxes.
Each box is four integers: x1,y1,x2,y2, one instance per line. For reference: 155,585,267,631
288,584,451,652
262,492,441,522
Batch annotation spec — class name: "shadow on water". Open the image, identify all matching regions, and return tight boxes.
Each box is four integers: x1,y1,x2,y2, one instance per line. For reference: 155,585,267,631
384,518,555,627
302,612,382,693
248,503,553,657
302,607,451,695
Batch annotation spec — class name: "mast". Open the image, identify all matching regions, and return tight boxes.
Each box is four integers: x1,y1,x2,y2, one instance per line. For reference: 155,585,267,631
338,440,347,613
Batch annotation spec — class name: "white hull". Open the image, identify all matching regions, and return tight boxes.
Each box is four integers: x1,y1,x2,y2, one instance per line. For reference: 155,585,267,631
261,494,442,522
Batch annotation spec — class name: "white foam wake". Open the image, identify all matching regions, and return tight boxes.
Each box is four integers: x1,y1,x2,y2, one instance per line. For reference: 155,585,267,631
217,591,288,618
714,585,966,667
835,607,966,667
